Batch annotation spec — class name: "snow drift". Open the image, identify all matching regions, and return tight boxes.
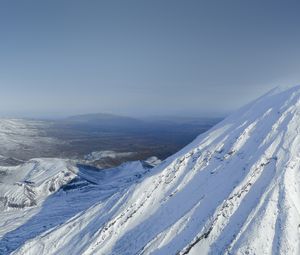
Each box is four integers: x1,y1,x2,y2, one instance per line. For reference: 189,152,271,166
2,86,300,254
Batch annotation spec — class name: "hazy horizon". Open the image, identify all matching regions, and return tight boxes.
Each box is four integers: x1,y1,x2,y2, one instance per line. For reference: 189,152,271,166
1,0,300,117
0,110,227,120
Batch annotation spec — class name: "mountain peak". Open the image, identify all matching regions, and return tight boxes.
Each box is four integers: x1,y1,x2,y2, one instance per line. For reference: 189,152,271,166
3,86,300,255
79,85,300,255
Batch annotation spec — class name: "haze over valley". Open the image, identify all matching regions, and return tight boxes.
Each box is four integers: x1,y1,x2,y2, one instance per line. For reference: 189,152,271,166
1,0,300,254
0,114,221,167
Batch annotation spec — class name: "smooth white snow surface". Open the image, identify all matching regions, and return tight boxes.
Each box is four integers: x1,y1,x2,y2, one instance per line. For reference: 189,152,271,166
2,86,300,254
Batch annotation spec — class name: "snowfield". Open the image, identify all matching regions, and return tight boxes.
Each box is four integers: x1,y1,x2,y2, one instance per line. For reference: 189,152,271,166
0,119,61,163
2,86,300,254
0,158,155,254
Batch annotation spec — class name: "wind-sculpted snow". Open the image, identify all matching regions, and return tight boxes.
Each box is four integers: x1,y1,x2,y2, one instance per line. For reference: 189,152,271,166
2,86,300,254
0,158,154,254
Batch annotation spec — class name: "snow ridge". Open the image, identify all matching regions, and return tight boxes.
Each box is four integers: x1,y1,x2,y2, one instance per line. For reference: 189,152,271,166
2,86,300,254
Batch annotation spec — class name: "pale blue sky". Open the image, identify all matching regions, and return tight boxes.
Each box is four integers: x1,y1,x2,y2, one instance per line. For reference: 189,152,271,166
0,0,300,117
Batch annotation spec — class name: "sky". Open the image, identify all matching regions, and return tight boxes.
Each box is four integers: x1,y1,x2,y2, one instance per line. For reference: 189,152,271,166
0,0,300,118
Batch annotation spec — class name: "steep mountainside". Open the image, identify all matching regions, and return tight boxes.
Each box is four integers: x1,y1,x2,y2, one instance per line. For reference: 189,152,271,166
2,86,300,254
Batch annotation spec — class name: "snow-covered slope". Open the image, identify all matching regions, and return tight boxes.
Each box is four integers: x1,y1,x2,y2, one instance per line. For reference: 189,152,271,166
2,86,300,254
83,151,162,169
0,119,60,162
0,119,47,150
0,158,154,254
